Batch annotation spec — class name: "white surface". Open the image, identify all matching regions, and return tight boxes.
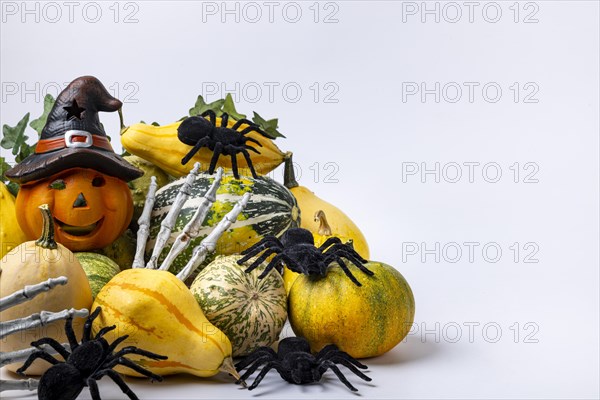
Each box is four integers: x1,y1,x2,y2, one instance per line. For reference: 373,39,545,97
1,1,599,399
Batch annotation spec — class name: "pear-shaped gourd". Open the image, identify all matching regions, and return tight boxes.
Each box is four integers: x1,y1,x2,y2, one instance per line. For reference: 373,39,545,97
283,153,370,258
0,204,93,374
92,269,237,378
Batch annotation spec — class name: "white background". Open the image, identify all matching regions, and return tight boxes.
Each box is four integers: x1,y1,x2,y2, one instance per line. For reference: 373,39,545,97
1,1,599,399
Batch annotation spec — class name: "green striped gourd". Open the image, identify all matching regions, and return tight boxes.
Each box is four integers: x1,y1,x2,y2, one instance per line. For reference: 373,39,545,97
147,173,300,274
190,255,287,357
75,252,121,299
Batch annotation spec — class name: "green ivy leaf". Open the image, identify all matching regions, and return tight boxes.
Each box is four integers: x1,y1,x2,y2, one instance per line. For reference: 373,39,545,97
0,157,19,196
222,94,246,120
1,113,30,155
15,144,33,163
189,95,225,117
252,112,285,139
29,94,55,136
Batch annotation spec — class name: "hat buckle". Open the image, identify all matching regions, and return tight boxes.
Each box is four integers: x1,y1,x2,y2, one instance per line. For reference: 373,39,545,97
65,130,93,148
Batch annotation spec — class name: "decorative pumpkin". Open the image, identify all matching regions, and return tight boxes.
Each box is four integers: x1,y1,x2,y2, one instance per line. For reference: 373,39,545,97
15,168,134,251
288,260,415,359
5,76,143,252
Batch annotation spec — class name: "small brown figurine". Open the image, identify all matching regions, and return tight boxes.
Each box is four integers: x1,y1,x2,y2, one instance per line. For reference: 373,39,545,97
6,76,143,251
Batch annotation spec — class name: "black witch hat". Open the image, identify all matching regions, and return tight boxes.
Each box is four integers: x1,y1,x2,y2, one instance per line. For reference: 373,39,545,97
6,76,142,184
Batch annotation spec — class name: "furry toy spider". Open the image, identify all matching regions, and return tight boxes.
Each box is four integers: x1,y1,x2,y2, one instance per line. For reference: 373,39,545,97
237,227,373,286
178,111,264,179
235,336,371,391
17,307,167,400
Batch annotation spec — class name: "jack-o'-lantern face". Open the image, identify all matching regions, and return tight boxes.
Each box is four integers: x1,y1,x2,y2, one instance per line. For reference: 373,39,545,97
15,168,133,251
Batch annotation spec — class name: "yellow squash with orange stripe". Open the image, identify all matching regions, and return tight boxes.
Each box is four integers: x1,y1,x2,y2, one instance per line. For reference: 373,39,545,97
91,269,239,379
121,120,286,178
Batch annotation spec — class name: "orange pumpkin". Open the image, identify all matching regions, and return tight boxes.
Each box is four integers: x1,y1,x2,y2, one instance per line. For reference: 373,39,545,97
16,167,133,251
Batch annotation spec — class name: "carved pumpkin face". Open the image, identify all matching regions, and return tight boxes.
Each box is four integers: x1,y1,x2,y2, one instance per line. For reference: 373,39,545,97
15,168,133,251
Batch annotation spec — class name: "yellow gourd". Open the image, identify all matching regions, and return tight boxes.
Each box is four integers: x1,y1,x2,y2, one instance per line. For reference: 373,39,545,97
283,154,370,258
282,154,370,293
289,261,415,359
0,182,28,257
121,120,286,177
0,204,93,374
92,268,239,379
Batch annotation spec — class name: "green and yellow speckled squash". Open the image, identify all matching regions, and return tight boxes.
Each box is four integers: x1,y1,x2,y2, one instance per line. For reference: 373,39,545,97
190,255,287,357
147,173,300,274
288,261,415,359
75,252,121,299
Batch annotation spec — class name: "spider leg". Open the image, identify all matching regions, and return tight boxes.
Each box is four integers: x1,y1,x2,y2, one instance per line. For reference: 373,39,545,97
83,306,102,342
243,136,262,147
240,149,258,178
64,316,79,350
231,118,257,130
106,335,130,354
243,145,261,155
239,125,265,136
320,361,359,391
208,142,224,175
243,248,280,274
223,144,243,179
181,136,210,166
316,346,368,370
237,355,274,382
16,351,60,375
103,357,164,382
248,362,282,390
324,244,368,263
94,325,116,340
323,357,371,381
30,337,70,360
201,110,217,125
318,237,343,252
221,113,229,127
87,378,102,400
327,255,362,286
229,149,239,179
240,236,282,257
235,347,277,371
109,346,168,362
269,253,305,275
100,369,141,400
330,251,374,276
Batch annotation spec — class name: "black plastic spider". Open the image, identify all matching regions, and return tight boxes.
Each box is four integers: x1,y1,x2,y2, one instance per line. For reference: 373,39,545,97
178,111,265,178
235,336,371,391
237,227,373,286
17,307,167,400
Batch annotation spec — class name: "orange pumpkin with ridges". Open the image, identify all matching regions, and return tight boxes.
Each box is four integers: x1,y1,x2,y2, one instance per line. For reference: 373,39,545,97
16,168,133,251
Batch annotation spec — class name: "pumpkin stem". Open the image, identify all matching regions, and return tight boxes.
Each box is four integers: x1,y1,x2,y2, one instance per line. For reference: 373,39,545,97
283,152,299,189
314,210,332,236
35,204,58,250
